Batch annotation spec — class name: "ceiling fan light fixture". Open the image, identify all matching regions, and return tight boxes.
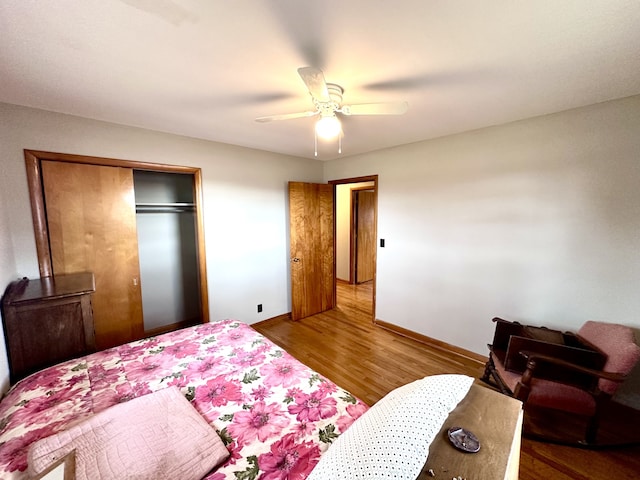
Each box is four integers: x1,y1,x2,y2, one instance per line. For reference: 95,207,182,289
257,67,407,156
315,114,341,139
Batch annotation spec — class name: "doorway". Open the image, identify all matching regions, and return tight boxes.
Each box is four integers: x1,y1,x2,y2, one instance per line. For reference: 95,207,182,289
330,176,377,323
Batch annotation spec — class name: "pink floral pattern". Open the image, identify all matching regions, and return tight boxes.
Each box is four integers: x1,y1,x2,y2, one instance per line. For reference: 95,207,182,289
288,390,338,422
195,375,244,409
258,433,321,480
228,401,290,445
261,357,308,389
0,320,367,479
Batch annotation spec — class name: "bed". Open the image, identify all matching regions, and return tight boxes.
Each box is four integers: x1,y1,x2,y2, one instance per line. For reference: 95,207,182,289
0,319,522,479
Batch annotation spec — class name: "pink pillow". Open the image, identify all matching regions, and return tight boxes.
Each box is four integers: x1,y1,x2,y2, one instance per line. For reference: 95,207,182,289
28,387,229,480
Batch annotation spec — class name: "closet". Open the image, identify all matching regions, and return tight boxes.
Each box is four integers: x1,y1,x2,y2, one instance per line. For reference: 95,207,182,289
25,150,208,351
133,171,201,335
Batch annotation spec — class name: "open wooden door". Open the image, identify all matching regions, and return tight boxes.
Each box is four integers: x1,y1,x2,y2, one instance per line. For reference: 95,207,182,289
355,190,376,283
289,182,334,320
41,160,145,349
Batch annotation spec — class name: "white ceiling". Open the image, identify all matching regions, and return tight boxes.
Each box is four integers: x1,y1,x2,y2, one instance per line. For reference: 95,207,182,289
1,1,639,161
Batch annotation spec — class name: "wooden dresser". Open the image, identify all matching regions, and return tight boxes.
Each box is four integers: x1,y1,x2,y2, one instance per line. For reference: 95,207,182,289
1,272,96,383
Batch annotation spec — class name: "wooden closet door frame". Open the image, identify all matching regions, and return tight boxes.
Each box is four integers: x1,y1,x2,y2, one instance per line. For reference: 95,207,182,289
24,150,210,324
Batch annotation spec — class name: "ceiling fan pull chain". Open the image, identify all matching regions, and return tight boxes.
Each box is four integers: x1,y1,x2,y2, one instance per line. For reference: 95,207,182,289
338,131,342,154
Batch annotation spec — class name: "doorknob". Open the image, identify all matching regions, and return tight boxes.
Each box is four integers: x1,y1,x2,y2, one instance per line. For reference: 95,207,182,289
291,257,301,263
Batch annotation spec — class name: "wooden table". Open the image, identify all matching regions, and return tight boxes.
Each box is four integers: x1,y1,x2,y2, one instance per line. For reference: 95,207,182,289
419,383,523,480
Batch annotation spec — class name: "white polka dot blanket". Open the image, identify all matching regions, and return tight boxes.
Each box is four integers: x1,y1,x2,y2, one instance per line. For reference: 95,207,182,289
307,374,474,479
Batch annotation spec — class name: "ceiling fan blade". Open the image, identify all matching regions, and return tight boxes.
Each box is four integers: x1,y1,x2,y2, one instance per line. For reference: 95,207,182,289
255,110,318,123
297,67,330,102
341,102,409,116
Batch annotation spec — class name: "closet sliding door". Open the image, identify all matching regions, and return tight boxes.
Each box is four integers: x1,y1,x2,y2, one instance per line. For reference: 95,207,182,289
40,160,145,349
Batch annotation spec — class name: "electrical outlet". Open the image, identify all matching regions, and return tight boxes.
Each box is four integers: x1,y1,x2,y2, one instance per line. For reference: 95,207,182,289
257,304,263,313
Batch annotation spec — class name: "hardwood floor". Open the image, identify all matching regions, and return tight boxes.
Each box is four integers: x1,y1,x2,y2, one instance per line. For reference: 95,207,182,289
253,281,640,480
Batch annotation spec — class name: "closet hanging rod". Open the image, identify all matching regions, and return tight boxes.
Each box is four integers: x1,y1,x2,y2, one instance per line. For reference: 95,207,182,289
135,202,195,213
136,208,195,213
135,202,195,207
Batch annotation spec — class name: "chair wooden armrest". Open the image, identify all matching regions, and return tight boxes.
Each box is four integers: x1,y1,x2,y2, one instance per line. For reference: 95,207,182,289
519,350,626,383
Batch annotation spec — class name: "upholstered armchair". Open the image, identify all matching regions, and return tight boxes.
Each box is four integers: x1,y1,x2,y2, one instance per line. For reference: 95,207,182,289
482,318,640,446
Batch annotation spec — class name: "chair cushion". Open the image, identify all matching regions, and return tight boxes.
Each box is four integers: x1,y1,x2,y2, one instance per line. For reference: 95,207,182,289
491,352,596,416
578,321,640,395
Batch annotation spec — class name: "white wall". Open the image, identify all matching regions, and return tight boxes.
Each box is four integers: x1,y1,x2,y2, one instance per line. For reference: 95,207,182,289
0,155,16,394
325,95,640,355
327,95,640,408
0,102,323,391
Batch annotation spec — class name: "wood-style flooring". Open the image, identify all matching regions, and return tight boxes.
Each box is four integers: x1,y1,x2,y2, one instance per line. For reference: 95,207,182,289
253,281,640,480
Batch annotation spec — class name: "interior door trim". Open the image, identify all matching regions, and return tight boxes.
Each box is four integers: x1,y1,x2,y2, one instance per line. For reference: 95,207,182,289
23,149,210,323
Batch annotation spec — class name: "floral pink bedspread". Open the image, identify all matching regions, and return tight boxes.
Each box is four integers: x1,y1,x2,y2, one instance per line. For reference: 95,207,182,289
0,319,368,479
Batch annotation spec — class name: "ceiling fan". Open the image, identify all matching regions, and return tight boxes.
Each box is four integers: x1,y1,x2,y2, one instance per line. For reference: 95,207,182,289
256,67,408,155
